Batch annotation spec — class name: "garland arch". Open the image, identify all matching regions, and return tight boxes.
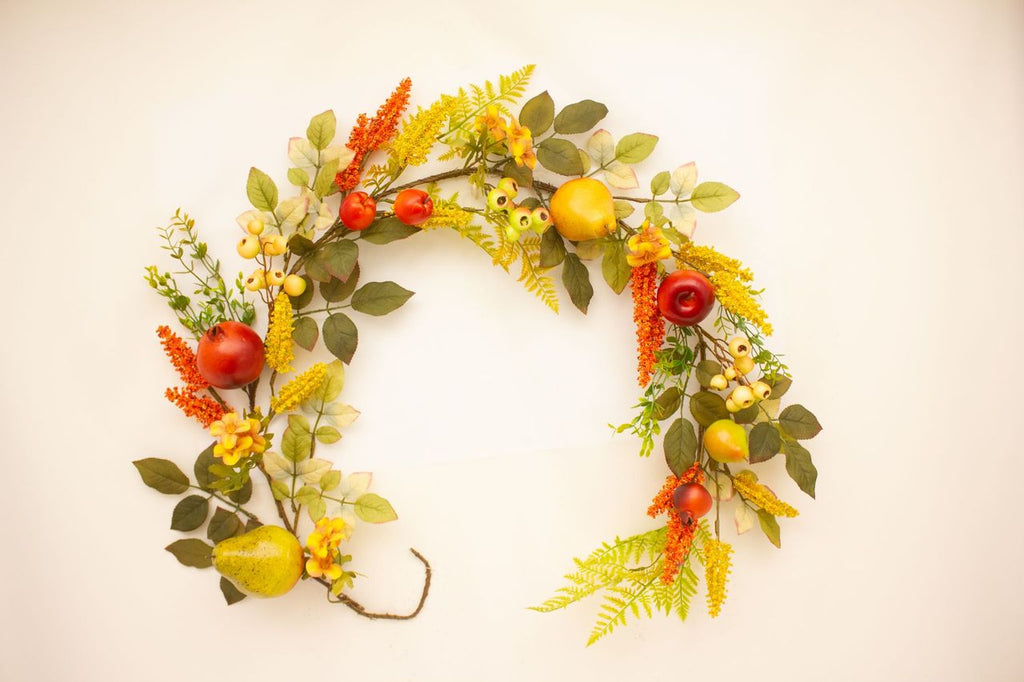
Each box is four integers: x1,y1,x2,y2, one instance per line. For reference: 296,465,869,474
136,65,823,643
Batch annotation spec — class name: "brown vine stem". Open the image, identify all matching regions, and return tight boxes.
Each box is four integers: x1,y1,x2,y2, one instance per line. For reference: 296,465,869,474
320,548,432,620
257,464,295,535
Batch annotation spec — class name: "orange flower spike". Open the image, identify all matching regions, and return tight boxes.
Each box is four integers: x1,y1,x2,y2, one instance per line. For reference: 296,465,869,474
335,78,413,192
156,326,208,392
164,387,226,429
630,263,666,387
661,514,697,584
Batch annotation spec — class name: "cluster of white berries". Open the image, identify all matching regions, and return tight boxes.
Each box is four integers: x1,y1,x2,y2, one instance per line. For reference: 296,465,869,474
708,336,772,413
487,178,553,242
236,219,307,296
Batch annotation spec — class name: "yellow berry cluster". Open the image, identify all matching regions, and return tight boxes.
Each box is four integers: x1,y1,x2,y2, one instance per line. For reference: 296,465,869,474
486,178,552,242
708,336,773,413
236,218,307,296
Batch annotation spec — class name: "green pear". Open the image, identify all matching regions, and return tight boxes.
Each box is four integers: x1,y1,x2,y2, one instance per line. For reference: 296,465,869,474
212,525,304,598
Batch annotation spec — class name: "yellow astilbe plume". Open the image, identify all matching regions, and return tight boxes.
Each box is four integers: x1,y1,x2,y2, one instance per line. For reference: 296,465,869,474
421,201,474,230
703,539,733,618
271,363,327,413
390,95,458,167
676,241,772,335
733,470,798,517
677,242,753,281
265,293,295,373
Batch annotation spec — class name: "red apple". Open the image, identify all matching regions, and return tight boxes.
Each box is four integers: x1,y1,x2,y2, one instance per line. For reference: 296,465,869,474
393,189,433,226
196,321,265,389
657,270,715,326
338,191,377,230
672,482,713,524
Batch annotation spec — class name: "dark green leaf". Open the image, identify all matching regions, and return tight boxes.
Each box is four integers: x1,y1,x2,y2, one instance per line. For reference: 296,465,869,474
165,538,213,568
757,510,781,548
288,234,316,256
306,110,336,151
690,181,740,213
537,138,584,176
220,577,247,605
502,159,533,188
695,360,723,388
689,391,730,427
318,241,359,281
520,90,555,135
553,99,608,134
351,281,414,316
748,422,782,463
779,404,822,440
601,240,630,294
561,253,593,314
289,275,314,309
360,217,419,244
193,444,217,491
170,495,209,531
244,517,262,533
664,418,697,476
734,402,760,424
207,508,243,543
653,386,682,421
783,440,818,498
292,316,319,351
246,167,278,212
763,375,792,399
133,458,189,495
320,262,360,302
323,312,358,364
228,476,252,504
615,133,658,164
539,227,566,267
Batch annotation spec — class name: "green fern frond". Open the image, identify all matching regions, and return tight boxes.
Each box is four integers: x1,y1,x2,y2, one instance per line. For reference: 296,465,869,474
444,65,536,138
516,237,559,313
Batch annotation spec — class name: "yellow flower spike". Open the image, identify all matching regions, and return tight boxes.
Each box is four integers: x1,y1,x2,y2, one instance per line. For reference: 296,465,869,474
733,470,798,517
390,95,458,167
265,293,295,374
704,539,733,618
626,221,672,267
270,363,328,413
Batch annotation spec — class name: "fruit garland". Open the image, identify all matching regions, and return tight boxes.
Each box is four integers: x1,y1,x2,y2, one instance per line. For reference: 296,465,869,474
137,65,823,640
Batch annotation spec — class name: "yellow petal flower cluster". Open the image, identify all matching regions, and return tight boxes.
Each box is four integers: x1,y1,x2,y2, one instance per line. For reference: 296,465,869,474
390,95,458,167
733,470,798,517
473,105,536,169
270,362,327,413
626,221,671,267
421,201,474,230
676,241,772,334
305,517,349,580
209,412,266,466
474,105,507,141
265,292,294,373
703,538,733,618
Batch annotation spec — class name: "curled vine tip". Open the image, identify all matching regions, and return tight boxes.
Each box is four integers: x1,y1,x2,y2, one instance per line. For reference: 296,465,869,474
324,548,431,621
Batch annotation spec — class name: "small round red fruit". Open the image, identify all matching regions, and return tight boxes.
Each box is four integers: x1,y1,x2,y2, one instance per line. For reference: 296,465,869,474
338,191,377,230
196,321,265,389
672,482,713,524
393,189,433,226
657,270,716,326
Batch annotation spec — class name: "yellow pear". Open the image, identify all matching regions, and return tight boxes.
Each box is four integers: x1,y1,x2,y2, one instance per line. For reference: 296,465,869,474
703,419,749,463
212,525,304,598
549,178,616,242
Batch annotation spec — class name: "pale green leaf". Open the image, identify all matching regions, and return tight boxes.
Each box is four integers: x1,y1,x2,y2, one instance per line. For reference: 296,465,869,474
603,161,638,189
689,181,740,213
354,493,398,523
615,133,658,164
306,110,337,151
246,167,278,212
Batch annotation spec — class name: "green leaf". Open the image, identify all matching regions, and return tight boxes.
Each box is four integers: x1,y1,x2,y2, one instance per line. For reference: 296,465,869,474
288,414,311,433
320,470,342,491
289,275,314,309
561,253,593,314
319,241,359,281
783,440,818,498
323,312,358,364
351,281,414,316
537,138,584,176
220,577,247,605
689,391,730,427
360,217,420,245
650,171,671,196
644,202,664,222
307,496,327,522
133,458,189,495
193,444,217,491
288,234,315,256
207,508,243,543
553,99,608,134
613,200,634,220
615,133,658,164
503,158,533,188
170,495,209,532
689,181,740,213
653,386,682,421
319,263,360,302
748,422,782,463
316,426,341,444
228,477,252,504
165,538,213,568
281,423,312,462
294,485,320,506
271,480,290,501
246,167,278,212
292,316,319,351
354,493,398,523
664,418,697,476
695,360,723,388
600,240,630,295
733,402,760,424
287,167,310,187
778,404,823,440
539,226,566,267
311,360,345,403
757,510,781,548
763,375,792,399
520,90,555,135
313,158,340,198
306,109,336,151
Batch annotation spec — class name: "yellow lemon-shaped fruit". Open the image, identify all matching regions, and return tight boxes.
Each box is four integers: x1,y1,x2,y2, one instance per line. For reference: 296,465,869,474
703,419,749,463
212,525,304,598
549,178,616,242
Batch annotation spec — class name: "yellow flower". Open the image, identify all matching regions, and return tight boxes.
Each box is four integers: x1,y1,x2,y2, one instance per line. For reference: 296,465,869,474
506,117,536,169
704,539,733,618
265,292,294,373
626,221,672,267
270,363,327,413
390,95,458,167
676,241,772,334
305,517,349,580
421,201,475,230
733,470,798,517
209,412,266,466
473,105,507,142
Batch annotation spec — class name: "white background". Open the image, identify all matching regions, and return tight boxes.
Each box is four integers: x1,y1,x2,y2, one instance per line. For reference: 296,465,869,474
2,1,1023,680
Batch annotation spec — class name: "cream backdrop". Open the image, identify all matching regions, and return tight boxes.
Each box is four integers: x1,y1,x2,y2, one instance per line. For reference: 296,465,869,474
2,1,1022,680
